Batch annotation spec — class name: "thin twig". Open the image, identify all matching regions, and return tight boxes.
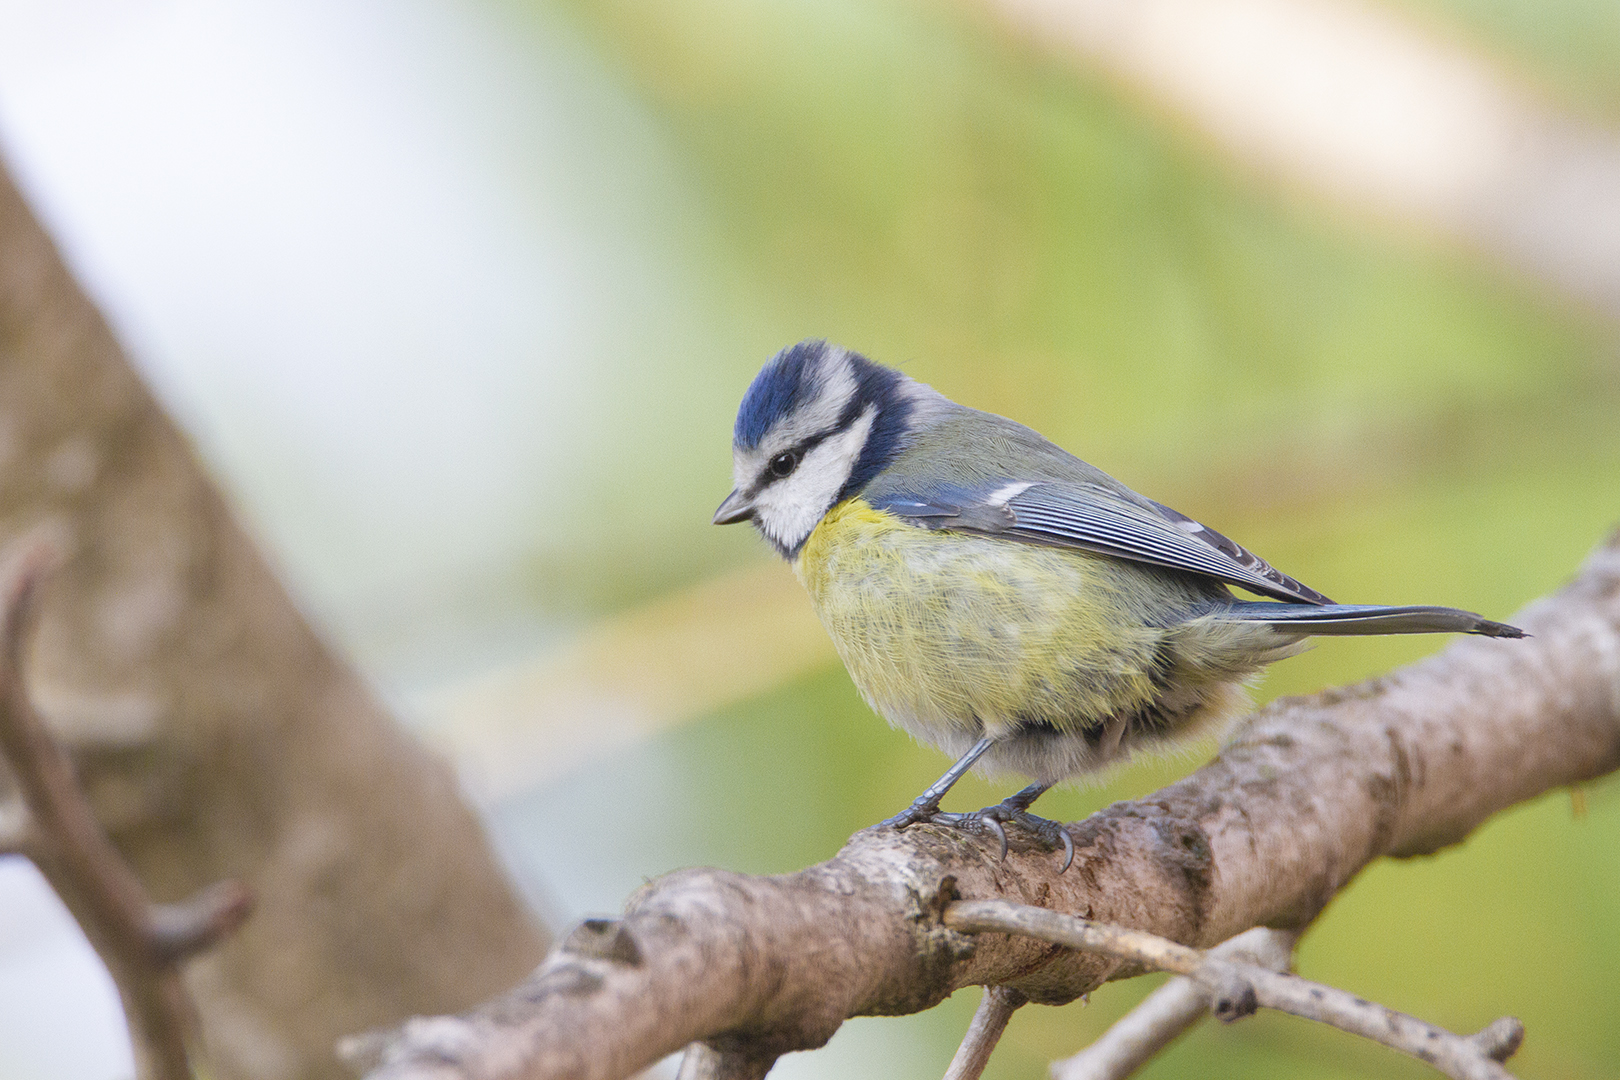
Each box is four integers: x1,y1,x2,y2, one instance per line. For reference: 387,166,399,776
674,1043,776,1080
0,543,253,1080
945,901,1519,1080
943,985,1028,1080
1050,927,1295,1080
149,880,256,964
1468,1018,1526,1063
0,795,36,856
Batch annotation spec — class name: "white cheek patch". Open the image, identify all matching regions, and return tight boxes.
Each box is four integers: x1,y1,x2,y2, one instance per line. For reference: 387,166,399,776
754,406,877,552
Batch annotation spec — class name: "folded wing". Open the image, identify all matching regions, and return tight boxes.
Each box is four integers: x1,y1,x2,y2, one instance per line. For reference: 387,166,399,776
870,480,1333,605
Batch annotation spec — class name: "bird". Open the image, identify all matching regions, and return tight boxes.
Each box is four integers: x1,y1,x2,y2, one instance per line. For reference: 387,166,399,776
713,340,1522,869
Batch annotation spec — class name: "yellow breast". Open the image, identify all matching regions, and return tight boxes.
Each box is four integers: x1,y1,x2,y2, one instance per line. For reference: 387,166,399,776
793,498,1171,741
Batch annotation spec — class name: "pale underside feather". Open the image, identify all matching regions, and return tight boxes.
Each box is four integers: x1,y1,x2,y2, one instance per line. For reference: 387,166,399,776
794,502,1302,784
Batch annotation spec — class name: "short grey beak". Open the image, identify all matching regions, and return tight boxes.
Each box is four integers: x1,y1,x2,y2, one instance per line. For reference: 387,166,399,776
713,489,754,525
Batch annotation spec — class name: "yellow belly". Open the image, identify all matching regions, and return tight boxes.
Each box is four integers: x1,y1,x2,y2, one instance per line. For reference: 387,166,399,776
794,498,1184,742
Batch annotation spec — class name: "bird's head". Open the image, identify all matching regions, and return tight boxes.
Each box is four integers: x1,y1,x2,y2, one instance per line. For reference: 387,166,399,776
714,340,943,557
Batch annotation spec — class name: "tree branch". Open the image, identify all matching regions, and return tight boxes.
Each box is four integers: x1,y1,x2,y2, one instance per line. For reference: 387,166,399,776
0,793,36,856
0,152,549,1080
1050,926,1295,1080
942,985,1027,1080
945,901,1518,1080
346,530,1620,1080
974,0,1620,323
0,541,252,1080
674,1043,776,1080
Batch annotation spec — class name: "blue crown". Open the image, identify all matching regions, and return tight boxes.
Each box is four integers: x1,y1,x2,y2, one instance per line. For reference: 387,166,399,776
733,340,831,449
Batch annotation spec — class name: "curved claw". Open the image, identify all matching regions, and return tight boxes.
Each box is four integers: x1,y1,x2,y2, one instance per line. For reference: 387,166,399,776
980,816,1009,861
1056,828,1075,874
882,791,1072,870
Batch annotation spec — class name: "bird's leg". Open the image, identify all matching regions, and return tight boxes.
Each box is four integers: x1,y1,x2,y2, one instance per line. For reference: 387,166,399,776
881,744,1075,872
997,782,1051,814
881,737,994,829
961,783,1076,873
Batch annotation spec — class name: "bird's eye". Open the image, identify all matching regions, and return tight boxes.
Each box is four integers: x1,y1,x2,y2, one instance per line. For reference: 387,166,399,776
768,450,800,478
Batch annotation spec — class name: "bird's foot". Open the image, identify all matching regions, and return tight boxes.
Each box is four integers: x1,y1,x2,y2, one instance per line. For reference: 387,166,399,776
956,801,1076,873
880,797,948,831
882,797,1074,873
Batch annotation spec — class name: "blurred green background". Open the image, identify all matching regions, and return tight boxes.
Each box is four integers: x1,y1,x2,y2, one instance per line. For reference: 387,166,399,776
484,2,1620,1077
3,0,1619,1077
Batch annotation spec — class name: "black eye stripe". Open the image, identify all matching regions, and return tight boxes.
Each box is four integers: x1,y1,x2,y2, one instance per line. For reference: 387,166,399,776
748,402,871,494
749,432,830,494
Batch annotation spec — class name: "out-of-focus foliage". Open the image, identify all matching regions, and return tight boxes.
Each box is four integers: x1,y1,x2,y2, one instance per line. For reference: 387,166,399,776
481,1,1620,1078
1,0,1615,1077
1384,0,1620,121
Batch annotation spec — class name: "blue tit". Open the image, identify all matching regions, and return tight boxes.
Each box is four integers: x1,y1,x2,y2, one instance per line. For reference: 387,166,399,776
713,340,1522,866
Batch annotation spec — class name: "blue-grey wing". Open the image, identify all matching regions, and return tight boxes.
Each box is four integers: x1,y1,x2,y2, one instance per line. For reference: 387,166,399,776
870,481,1332,605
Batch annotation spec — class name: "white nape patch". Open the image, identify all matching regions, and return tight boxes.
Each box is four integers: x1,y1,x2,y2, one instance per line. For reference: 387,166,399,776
985,481,1035,506
894,374,953,424
754,405,877,553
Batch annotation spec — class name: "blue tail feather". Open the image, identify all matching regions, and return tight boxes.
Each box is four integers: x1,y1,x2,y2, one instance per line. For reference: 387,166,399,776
1223,602,1524,639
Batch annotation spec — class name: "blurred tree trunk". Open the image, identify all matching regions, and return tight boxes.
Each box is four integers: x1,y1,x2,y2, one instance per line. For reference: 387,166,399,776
0,158,548,1079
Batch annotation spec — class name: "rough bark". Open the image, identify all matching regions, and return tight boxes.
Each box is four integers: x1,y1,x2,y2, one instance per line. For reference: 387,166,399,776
347,530,1620,1080
0,158,548,1079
